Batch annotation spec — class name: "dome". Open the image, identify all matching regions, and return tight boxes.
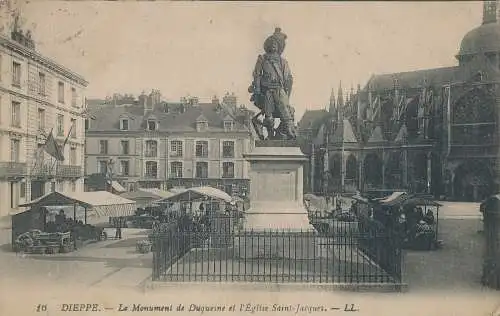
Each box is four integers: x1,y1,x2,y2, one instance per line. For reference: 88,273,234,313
458,23,500,56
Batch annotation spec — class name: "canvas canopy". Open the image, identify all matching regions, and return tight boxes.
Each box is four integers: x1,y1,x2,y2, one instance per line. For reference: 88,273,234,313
157,186,232,203
20,191,136,219
138,188,175,199
352,194,371,204
110,181,126,193
403,197,442,207
378,192,408,206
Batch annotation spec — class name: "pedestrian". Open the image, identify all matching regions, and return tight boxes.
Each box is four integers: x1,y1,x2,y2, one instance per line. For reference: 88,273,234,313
115,217,123,239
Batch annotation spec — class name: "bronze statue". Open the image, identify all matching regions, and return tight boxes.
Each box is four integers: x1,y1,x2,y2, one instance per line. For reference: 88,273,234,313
249,28,296,140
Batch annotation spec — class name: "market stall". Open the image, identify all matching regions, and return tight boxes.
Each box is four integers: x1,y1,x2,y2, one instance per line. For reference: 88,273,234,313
120,190,164,209
376,193,441,250
155,186,236,247
13,191,136,253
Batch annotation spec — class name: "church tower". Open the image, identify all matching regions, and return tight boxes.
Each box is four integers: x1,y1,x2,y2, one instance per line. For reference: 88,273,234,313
483,0,499,24
329,88,336,114
337,82,344,122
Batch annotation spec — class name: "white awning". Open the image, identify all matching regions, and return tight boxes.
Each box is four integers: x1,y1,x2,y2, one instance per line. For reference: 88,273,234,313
110,181,126,193
20,191,136,218
157,186,232,203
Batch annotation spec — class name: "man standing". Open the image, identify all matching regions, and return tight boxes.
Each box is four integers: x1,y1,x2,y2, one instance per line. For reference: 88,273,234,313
114,217,123,240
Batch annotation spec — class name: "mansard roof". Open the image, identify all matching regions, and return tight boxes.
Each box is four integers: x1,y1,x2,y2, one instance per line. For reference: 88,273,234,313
87,102,251,133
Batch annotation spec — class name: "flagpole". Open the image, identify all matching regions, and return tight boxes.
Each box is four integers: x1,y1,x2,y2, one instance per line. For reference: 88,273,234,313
46,128,58,187
63,121,74,149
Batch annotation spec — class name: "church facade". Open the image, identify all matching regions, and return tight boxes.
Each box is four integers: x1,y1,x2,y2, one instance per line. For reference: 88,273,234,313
299,1,500,202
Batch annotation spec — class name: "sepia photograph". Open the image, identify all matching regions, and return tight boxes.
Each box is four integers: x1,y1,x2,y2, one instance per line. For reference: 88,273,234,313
0,0,499,315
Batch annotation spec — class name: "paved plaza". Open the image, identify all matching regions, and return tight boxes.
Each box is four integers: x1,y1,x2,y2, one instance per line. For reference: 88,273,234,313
0,202,498,316
0,227,153,290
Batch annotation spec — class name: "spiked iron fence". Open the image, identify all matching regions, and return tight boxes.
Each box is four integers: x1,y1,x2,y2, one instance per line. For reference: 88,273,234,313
151,215,402,284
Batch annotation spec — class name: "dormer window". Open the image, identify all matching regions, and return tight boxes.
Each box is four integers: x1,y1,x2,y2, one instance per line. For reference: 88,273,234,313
120,118,129,131
196,114,208,132
196,121,208,132
147,120,158,131
223,120,234,132
223,114,234,132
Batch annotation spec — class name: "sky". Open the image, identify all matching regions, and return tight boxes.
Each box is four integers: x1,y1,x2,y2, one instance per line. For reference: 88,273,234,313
13,1,483,120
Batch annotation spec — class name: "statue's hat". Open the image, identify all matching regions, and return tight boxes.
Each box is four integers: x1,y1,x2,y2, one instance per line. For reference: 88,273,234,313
264,27,287,54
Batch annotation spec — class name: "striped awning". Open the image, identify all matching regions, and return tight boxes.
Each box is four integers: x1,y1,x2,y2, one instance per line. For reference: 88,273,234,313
92,203,136,218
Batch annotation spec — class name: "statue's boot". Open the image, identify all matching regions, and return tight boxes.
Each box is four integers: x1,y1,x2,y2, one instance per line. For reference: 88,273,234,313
263,117,275,139
282,119,296,139
251,115,265,140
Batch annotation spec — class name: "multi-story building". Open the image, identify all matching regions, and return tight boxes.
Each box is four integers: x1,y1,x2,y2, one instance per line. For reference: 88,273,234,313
0,23,88,217
85,92,254,196
299,0,500,202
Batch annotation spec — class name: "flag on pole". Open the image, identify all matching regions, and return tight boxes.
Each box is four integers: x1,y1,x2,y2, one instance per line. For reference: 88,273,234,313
62,120,74,149
43,129,65,161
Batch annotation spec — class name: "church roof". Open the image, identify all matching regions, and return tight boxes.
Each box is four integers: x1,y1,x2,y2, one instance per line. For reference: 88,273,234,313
367,126,385,143
367,66,460,91
298,109,329,130
331,119,358,143
312,124,326,146
394,124,408,143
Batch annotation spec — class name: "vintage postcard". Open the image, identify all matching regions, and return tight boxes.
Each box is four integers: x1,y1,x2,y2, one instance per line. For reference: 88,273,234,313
0,0,499,315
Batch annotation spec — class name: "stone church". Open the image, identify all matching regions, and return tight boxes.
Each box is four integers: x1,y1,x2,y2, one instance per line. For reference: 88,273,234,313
298,1,500,202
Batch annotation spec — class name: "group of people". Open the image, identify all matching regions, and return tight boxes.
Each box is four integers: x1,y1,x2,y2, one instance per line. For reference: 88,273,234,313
401,206,436,244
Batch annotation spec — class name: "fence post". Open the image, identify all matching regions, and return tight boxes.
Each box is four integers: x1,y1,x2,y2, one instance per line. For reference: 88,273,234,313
152,234,159,281
482,201,500,289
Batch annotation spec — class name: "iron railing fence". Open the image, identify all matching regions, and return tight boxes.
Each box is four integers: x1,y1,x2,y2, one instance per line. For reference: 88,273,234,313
151,216,402,284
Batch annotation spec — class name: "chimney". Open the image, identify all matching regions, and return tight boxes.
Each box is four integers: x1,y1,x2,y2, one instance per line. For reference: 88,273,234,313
190,97,199,106
138,92,147,107
150,89,161,106
222,92,237,109
212,95,219,105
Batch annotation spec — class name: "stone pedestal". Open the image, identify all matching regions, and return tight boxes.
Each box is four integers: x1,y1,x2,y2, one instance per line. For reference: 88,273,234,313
234,140,317,259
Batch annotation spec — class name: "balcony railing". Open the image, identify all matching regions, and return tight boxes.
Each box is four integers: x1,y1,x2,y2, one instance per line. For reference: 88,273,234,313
0,162,27,178
144,173,160,180
57,165,83,178
145,151,158,158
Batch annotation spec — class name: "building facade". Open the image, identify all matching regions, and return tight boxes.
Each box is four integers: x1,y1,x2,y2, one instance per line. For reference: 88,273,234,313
0,28,88,216
85,92,255,196
299,0,500,202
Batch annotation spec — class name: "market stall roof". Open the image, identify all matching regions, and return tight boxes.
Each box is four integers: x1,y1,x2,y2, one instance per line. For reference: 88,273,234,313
352,194,371,204
109,181,126,193
403,197,442,207
377,191,408,206
480,194,500,213
20,191,135,208
138,188,175,199
120,190,163,201
157,186,232,203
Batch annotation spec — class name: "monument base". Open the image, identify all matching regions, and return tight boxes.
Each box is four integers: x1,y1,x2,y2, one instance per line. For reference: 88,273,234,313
234,201,317,259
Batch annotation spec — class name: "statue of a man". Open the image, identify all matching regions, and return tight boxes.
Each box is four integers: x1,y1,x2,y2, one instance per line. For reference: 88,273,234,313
249,28,296,140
